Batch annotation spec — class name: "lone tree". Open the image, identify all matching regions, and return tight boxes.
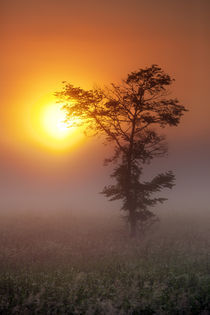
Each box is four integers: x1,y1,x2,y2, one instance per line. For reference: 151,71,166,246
55,65,187,237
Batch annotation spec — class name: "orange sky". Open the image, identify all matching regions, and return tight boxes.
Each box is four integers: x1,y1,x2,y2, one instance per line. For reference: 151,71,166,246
0,0,209,211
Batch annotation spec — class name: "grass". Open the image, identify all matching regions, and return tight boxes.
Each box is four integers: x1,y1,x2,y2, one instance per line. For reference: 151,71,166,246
0,210,209,314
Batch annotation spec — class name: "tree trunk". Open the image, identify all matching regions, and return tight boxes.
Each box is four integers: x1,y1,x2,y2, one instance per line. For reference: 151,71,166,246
127,108,137,238
130,213,137,238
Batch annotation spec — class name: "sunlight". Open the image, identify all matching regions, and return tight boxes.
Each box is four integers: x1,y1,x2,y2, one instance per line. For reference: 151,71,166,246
41,103,71,139
28,94,84,152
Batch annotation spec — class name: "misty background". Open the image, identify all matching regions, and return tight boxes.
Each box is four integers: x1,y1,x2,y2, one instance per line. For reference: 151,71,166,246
0,0,209,219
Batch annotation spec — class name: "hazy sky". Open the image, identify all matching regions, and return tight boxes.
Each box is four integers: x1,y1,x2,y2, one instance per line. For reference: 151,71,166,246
0,0,209,213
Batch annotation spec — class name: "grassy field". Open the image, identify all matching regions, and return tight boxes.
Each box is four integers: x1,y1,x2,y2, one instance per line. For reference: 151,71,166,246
0,209,209,314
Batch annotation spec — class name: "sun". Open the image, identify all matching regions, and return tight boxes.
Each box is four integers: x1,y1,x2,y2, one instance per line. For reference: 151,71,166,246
41,103,71,139
28,94,84,152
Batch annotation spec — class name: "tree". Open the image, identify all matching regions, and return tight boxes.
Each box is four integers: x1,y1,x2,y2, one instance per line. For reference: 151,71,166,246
55,65,187,237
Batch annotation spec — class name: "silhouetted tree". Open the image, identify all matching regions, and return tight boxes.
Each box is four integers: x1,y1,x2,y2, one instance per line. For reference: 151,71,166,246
55,65,187,237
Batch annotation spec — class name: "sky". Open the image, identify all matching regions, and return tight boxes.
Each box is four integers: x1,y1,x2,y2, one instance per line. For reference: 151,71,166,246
0,0,209,214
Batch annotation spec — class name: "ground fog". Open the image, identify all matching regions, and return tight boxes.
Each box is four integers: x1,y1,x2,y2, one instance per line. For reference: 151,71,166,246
0,208,209,314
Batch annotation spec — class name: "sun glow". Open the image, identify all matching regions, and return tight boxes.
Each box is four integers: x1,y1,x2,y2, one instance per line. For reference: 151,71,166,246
28,94,84,152
41,103,71,139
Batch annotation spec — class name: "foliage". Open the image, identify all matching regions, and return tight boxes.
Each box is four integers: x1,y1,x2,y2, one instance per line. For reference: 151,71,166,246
56,65,187,236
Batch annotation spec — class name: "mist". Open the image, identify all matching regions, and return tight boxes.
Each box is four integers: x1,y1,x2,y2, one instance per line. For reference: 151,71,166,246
1,0,210,312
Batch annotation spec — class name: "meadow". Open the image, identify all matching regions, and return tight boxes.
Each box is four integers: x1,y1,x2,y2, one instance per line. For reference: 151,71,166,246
0,209,209,314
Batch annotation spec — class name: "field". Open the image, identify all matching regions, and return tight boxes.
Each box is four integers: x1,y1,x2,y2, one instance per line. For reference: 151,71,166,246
0,209,209,314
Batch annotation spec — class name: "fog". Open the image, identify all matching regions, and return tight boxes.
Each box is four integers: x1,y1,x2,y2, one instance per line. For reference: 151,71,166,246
1,133,209,218
1,0,210,311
